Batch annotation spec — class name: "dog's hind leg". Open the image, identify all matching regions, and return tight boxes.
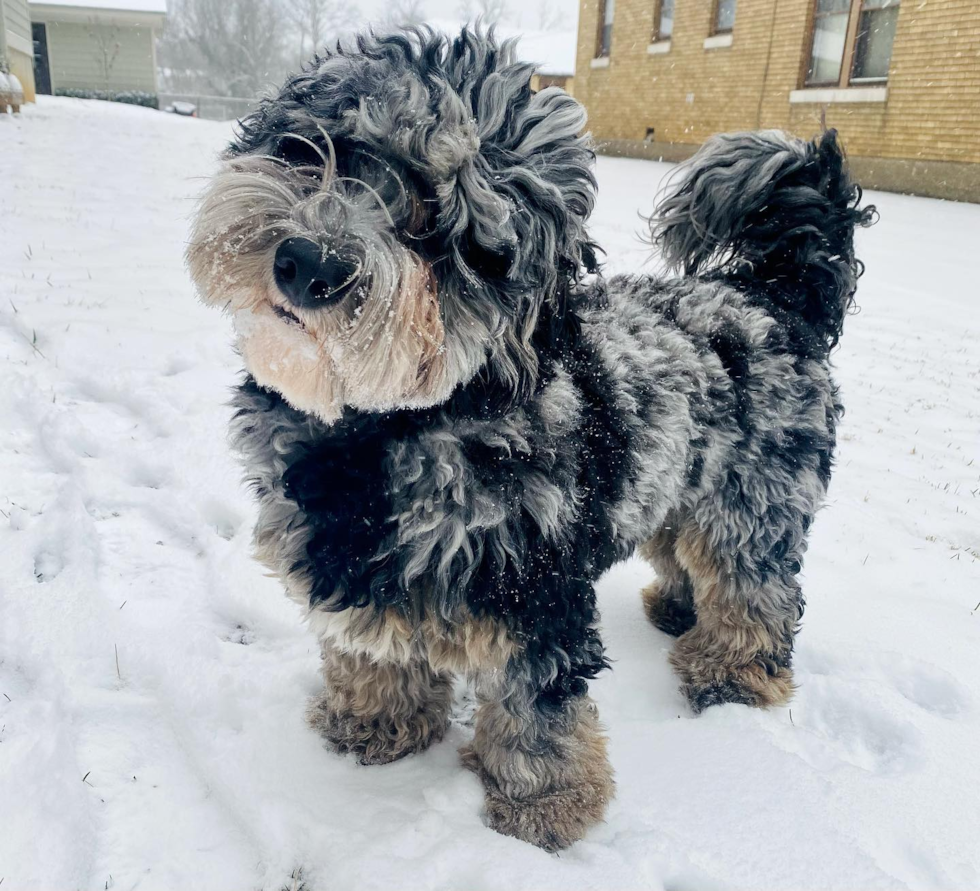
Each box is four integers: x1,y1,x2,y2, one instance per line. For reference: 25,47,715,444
308,642,452,765
667,504,809,713
639,518,697,637
461,659,615,852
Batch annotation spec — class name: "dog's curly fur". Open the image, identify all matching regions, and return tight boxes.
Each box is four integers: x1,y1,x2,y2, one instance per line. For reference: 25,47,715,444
187,27,874,851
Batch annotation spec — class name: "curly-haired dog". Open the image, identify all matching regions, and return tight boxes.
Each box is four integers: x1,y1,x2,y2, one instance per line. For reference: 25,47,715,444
187,28,874,851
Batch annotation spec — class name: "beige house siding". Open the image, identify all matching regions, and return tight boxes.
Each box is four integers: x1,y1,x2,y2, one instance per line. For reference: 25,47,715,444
575,0,980,200
5,47,35,100
3,0,30,42
33,17,157,92
1,0,36,101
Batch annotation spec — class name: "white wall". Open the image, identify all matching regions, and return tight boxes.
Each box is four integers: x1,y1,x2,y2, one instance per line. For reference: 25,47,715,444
37,18,157,93
3,0,31,45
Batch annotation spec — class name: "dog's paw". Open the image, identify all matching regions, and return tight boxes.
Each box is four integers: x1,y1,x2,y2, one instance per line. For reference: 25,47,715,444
461,747,611,852
670,627,795,713
483,777,610,852
307,692,448,765
676,660,795,714
457,739,481,773
641,581,697,637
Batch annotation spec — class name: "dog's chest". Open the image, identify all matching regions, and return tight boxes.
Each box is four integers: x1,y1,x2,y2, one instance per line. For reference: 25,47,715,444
284,429,394,546
283,434,387,521
235,373,632,612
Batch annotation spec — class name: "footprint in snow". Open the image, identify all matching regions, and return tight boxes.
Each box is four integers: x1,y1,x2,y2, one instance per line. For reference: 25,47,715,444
199,498,245,541
71,375,172,441
775,679,922,775
123,457,172,490
799,646,970,719
220,624,256,646
33,549,64,583
162,353,196,377
782,649,971,776
889,659,970,718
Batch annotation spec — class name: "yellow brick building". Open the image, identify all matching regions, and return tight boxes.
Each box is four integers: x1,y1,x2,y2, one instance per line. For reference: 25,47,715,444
574,0,980,201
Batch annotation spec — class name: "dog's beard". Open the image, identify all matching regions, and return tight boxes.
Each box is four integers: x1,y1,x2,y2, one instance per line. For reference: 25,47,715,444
231,253,447,423
187,156,464,424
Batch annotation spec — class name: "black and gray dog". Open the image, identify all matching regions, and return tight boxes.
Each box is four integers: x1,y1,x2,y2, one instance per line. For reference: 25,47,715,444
188,28,874,851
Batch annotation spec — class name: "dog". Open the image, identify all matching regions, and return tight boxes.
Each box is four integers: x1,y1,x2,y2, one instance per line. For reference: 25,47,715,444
187,27,874,851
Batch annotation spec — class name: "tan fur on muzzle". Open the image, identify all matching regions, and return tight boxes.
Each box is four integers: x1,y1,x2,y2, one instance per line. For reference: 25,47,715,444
186,155,453,424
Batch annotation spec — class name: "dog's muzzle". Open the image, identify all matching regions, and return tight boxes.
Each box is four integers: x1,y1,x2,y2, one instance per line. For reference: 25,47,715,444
273,237,360,310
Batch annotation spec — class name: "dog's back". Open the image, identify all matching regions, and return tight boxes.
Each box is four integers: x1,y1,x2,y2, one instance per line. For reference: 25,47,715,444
588,129,875,711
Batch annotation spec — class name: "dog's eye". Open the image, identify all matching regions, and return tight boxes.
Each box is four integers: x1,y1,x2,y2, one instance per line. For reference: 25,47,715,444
403,194,429,237
275,137,325,169
347,153,401,198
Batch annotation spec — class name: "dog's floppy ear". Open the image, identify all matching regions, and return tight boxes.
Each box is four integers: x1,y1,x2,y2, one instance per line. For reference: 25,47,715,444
425,32,600,409
472,78,600,289
506,84,601,280
440,31,599,293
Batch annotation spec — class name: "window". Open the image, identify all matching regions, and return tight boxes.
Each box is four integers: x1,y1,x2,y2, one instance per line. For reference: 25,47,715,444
805,0,900,87
714,0,737,34
653,0,674,41
806,0,850,85
597,0,615,57
852,0,901,81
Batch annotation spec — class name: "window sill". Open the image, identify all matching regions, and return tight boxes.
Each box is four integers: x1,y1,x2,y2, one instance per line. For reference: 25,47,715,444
590,56,610,69
789,86,887,104
703,33,733,49
647,40,671,55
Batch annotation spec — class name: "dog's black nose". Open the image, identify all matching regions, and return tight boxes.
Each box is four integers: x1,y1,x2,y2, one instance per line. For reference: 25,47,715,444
273,237,358,309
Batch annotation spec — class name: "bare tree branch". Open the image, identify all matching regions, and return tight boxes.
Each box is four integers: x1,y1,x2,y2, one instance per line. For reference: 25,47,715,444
88,17,122,91
157,0,290,98
288,0,354,63
386,0,427,27
535,0,563,30
457,0,509,26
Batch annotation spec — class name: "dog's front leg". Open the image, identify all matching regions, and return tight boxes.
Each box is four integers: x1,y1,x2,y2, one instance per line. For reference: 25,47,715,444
308,641,452,765
461,659,614,852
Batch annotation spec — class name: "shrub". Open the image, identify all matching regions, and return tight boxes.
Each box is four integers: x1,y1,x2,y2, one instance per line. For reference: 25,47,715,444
54,89,159,109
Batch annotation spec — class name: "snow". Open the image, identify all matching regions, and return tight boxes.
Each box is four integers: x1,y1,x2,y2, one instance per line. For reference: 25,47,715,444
1,97,979,891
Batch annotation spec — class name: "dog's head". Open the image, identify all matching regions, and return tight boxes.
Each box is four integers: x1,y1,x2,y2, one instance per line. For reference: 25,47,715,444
188,27,598,424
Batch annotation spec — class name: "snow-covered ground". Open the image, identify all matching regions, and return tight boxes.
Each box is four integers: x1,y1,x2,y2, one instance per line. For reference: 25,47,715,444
1,98,978,891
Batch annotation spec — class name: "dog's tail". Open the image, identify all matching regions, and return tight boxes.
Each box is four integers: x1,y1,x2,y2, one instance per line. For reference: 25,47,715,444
652,129,876,347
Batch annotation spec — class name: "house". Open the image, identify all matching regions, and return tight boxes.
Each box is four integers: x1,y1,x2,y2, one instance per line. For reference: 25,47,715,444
1,0,36,101
30,0,166,97
574,0,980,202
517,29,577,95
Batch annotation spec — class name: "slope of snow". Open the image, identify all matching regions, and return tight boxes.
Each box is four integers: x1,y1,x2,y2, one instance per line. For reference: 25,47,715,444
1,98,978,891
